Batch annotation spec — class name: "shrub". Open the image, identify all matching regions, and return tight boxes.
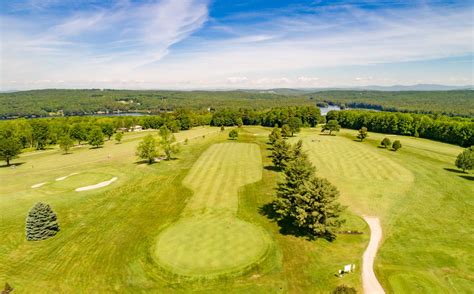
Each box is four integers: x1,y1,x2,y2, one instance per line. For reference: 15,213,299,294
392,140,402,151
381,138,391,148
333,285,357,294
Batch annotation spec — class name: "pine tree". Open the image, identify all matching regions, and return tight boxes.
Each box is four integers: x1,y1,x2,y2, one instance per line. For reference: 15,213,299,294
281,124,292,138
268,126,282,145
25,202,60,241
274,147,344,240
272,138,291,169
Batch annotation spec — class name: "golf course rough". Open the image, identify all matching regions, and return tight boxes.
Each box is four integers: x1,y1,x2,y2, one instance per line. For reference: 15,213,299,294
154,143,271,277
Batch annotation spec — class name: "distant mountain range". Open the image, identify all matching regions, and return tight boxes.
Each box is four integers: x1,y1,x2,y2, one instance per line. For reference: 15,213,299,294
249,84,473,95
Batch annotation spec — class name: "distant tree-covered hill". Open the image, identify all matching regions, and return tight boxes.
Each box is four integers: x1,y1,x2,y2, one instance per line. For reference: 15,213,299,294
0,89,472,118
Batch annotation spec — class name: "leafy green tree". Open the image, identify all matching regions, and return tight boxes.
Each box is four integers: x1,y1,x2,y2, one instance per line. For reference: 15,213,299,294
268,125,282,145
322,120,341,135
392,140,402,151
288,117,302,136
101,123,115,140
58,135,74,154
229,129,239,140
455,147,474,172
281,124,292,138
0,136,22,166
357,127,368,141
70,123,87,145
381,137,391,148
88,127,105,148
236,118,243,128
272,138,291,170
220,126,225,132
115,132,123,144
25,202,60,241
31,120,49,149
136,134,159,164
159,126,179,160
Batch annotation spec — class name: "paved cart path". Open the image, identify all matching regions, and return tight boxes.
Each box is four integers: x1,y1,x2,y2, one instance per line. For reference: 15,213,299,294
363,216,385,294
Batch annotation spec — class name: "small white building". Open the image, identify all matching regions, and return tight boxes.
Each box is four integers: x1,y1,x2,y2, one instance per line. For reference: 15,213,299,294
129,125,143,132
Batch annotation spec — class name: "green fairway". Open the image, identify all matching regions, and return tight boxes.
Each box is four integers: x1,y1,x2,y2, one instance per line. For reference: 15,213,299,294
0,125,471,292
292,128,474,293
154,143,271,277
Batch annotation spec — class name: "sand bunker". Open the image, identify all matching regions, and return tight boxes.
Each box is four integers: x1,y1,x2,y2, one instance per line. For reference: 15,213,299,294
75,177,118,192
31,182,47,188
56,172,79,181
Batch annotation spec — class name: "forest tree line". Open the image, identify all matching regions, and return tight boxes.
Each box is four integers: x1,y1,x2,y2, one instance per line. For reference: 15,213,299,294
326,110,474,147
1,89,472,119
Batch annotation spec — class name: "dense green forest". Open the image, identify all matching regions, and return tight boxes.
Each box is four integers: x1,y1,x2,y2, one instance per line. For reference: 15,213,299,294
309,90,474,117
1,89,472,119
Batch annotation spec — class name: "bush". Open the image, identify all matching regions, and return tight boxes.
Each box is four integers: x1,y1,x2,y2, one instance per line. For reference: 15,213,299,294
333,285,357,294
229,129,238,140
25,202,60,241
392,140,402,151
381,137,391,148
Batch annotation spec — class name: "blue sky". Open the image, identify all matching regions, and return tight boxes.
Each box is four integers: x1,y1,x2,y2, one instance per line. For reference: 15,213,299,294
0,0,472,89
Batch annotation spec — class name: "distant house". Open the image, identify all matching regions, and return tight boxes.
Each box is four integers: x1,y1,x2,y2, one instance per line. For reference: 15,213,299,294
118,127,128,132
129,125,143,132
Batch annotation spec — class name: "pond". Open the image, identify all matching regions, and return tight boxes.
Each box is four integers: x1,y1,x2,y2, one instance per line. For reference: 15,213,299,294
319,105,341,115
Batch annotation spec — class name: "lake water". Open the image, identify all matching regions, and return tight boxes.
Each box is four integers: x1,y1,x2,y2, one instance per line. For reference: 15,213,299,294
91,112,148,117
319,105,341,115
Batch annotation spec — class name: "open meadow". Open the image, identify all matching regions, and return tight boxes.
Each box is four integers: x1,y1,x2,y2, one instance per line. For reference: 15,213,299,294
0,126,472,293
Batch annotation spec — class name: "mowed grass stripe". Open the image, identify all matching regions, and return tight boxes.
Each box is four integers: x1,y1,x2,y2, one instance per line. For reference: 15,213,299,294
155,143,271,277
183,143,262,215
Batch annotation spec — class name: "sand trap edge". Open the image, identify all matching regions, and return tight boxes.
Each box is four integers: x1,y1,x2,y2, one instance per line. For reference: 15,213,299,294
75,177,118,192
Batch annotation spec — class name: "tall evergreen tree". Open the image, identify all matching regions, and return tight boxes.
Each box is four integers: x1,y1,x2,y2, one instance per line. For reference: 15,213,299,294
272,138,292,169
274,146,344,240
25,202,60,241
281,124,292,138
268,125,282,145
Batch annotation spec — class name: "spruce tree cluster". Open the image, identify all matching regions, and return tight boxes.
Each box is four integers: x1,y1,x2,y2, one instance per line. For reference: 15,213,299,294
25,202,60,241
272,139,345,240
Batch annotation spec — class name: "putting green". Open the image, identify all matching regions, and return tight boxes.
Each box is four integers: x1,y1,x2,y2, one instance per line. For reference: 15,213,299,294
154,143,271,277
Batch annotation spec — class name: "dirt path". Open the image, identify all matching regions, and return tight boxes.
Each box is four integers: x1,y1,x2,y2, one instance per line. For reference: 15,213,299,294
362,216,385,294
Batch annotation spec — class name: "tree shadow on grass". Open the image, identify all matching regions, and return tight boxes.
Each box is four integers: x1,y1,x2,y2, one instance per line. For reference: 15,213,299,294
459,175,474,181
443,167,465,174
264,165,281,172
0,162,26,168
259,202,333,241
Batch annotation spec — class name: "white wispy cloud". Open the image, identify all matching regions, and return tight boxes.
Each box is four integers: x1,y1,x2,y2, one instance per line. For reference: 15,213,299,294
1,1,472,89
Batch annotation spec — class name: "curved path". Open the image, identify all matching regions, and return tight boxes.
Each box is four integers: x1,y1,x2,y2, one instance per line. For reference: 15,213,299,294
363,216,385,294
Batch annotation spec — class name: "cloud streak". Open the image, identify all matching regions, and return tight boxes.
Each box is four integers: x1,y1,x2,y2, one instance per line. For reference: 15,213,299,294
1,0,472,89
